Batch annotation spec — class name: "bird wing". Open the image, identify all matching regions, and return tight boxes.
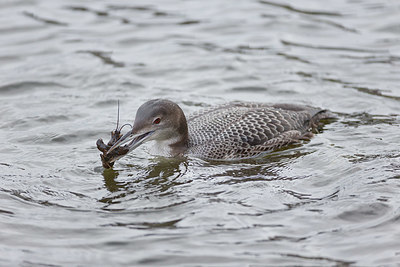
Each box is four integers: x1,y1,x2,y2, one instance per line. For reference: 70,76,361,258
187,102,322,160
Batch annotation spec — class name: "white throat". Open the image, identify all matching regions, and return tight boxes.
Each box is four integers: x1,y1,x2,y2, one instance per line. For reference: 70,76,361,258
148,137,181,157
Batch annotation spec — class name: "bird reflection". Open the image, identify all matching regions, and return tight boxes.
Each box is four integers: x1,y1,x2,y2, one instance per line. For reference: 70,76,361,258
102,168,120,192
100,157,188,205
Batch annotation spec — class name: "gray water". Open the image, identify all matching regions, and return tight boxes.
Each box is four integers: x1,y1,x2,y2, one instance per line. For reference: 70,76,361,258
1,0,399,266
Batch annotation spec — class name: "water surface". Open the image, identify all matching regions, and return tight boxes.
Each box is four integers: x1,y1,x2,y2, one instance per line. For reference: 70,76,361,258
0,0,399,265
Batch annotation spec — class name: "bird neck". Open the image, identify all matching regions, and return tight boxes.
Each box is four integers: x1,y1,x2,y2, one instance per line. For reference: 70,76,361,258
168,111,189,156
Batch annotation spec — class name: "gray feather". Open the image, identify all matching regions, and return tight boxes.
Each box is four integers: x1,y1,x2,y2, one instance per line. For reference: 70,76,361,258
186,102,331,160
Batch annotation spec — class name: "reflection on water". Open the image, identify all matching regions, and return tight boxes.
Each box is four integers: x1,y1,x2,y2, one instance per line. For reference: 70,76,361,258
100,158,189,206
0,0,399,265
102,168,120,192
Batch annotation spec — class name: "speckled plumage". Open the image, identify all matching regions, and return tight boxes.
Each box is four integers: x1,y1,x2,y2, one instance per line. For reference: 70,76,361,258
107,99,331,163
186,102,329,160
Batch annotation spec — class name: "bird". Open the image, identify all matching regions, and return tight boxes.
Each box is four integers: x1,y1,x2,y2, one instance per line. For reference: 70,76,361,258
106,99,332,161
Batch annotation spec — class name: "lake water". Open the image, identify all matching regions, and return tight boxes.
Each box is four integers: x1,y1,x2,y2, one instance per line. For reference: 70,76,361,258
1,0,399,266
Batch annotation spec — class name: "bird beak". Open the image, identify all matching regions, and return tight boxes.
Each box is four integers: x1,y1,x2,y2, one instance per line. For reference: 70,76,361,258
107,129,155,156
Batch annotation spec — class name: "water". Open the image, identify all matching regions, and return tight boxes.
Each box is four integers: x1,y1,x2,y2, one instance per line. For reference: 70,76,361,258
1,0,399,265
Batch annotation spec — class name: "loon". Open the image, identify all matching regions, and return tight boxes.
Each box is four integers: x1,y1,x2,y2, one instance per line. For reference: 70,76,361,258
107,99,331,161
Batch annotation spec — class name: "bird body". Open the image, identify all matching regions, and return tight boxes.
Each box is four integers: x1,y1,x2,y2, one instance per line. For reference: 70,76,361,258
105,99,331,162
186,101,328,160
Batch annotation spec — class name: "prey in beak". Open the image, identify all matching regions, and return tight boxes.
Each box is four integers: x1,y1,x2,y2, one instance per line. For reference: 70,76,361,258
96,128,156,169
106,129,155,156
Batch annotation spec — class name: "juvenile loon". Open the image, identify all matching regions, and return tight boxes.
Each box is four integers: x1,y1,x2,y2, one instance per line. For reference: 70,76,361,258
107,99,331,160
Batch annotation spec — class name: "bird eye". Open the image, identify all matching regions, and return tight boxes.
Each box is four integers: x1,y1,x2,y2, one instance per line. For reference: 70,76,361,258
153,118,161,124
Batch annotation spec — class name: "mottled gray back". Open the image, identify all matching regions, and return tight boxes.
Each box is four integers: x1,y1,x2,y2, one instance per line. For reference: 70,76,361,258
186,102,328,160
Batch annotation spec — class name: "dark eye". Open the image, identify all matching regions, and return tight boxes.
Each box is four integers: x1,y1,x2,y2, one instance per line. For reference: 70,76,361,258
153,118,161,124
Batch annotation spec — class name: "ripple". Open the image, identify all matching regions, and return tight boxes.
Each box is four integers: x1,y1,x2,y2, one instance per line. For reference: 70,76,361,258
77,50,125,68
22,11,68,26
103,218,183,229
281,253,355,266
337,203,390,222
0,81,66,95
342,113,399,127
178,20,201,25
230,86,268,92
307,17,359,33
344,85,400,100
0,209,14,215
281,39,387,53
277,52,312,64
258,0,343,16
64,5,109,17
